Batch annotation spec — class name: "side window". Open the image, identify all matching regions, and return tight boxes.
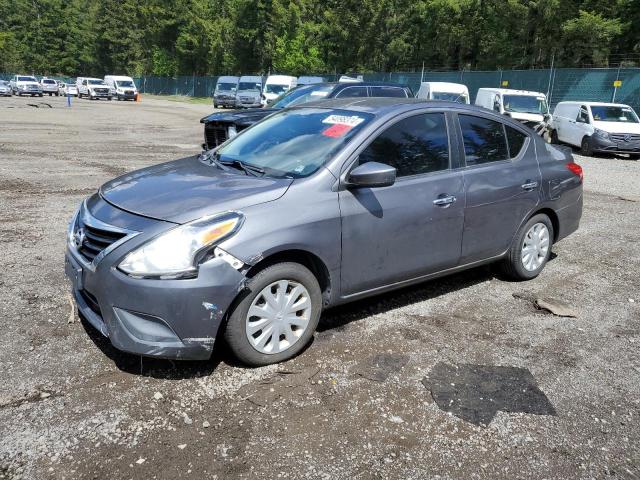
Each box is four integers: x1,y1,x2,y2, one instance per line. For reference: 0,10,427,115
359,113,450,177
459,114,509,166
577,107,589,123
336,86,368,98
369,86,407,98
505,126,527,158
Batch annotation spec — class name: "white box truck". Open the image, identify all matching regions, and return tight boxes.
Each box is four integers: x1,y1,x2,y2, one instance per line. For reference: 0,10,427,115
416,82,469,103
475,88,550,129
262,75,297,105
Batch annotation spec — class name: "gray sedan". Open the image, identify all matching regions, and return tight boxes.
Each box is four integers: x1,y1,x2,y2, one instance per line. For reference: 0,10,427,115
65,98,583,366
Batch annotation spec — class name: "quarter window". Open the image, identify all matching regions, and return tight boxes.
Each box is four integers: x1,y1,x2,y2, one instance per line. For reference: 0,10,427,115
359,113,450,177
459,115,509,166
336,86,368,98
505,126,527,158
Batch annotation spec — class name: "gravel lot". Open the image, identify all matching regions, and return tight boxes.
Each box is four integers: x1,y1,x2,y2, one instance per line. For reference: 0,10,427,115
1,94,639,480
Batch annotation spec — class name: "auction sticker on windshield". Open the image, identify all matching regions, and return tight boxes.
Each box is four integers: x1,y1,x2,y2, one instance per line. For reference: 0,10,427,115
321,115,365,138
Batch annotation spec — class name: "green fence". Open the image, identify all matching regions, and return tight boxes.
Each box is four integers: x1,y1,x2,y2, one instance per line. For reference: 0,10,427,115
3,68,639,111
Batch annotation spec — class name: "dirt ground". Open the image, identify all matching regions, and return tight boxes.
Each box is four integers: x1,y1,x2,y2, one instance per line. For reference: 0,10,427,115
0,94,639,480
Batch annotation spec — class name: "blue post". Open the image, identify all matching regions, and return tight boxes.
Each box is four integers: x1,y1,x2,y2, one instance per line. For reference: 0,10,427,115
67,93,71,107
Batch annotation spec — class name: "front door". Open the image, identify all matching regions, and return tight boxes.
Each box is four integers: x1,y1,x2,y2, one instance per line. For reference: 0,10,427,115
339,112,465,296
456,113,541,263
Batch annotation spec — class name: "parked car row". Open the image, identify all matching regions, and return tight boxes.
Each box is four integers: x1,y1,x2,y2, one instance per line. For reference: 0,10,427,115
3,74,138,101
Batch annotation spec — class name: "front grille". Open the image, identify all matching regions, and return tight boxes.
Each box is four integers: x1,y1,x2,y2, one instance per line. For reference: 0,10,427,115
205,122,229,149
77,223,126,263
610,133,640,143
94,88,108,94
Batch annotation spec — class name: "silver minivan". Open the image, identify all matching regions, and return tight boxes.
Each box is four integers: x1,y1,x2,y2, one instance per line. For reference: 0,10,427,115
213,76,239,108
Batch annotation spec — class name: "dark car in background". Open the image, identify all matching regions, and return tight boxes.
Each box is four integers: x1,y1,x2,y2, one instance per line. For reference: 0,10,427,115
66,98,582,366
200,82,413,150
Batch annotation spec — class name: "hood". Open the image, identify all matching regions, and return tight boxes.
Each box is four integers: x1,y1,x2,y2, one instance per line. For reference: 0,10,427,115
507,112,545,122
201,108,278,125
99,156,293,224
593,121,640,134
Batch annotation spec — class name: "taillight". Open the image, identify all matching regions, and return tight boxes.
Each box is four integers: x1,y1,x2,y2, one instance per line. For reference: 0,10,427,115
566,162,583,182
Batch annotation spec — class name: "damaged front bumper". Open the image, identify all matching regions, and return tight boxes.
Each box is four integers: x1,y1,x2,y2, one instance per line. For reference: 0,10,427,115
65,200,247,360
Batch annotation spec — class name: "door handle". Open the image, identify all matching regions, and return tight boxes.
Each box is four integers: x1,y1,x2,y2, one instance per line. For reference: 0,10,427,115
521,181,539,191
433,195,456,207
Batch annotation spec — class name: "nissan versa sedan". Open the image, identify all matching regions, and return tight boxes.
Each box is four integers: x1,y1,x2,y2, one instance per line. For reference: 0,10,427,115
65,98,583,366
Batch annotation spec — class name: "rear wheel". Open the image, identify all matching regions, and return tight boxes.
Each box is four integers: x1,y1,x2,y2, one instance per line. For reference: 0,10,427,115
224,262,322,366
580,136,594,156
500,214,554,280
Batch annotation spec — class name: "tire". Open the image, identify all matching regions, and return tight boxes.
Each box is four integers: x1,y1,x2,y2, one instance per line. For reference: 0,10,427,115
38,93,43,97
500,213,554,281
223,262,322,366
580,136,594,156
550,129,559,144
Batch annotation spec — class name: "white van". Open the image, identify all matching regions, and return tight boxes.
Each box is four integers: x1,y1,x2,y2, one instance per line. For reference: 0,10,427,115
104,75,137,101
475,88,550,127
416,82,469,104
213,76,239,108
262,75,297,105
77,77,112,100
235,76,263,109
550,101,640,157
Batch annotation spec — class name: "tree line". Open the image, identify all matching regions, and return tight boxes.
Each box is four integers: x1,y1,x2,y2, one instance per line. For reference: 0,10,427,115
1,0,638,77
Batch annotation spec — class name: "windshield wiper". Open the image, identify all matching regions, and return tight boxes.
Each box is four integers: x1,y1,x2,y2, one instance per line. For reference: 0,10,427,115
220,159,265,176
199,150,232,172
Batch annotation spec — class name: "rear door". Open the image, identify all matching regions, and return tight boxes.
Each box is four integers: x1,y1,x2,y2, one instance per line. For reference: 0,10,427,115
339,111,465,296
455,113,540,263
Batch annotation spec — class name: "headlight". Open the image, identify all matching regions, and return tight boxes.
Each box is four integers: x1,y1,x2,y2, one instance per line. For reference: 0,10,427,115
594,128,610,140
118,212,243,278
228,125,238,138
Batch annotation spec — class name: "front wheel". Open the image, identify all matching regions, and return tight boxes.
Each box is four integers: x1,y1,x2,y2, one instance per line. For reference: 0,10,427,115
550,129,559,144
224,262,322,366
500,214,554,280
580,136,594,156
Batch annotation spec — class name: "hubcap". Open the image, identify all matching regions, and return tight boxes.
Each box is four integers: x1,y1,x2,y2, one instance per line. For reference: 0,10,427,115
521,223,550,271
245,280,312,355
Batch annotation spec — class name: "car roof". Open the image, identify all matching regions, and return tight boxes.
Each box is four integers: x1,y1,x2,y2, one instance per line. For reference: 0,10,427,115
294,97,489,115
479,88,546,96
557,101,632,108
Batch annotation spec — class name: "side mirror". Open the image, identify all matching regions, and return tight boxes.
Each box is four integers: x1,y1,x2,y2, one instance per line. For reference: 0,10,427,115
347,162,396,188
261,94,266,100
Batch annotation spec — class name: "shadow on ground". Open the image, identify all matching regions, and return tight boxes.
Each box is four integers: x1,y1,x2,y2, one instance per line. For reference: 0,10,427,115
422,362,557,426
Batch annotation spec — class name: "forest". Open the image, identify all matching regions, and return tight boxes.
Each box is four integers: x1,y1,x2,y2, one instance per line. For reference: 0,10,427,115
0,0,639,77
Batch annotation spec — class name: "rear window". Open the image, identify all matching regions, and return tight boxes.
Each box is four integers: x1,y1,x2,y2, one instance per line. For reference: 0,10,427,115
369,86,407,98
18,76,36,82
42,79,56,84
335,86,368,98
459,115,509,166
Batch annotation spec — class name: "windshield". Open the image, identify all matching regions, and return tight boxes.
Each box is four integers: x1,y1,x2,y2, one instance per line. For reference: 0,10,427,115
216,108,373,178
216,82,237,92
42,79,56,84
590,106,639,123
272,85,334,109
432,92,468,103
116,80,134,88
18,76,37,82
265,84,289,95
88,79,105,85
503,95,548,114
238,82,261,91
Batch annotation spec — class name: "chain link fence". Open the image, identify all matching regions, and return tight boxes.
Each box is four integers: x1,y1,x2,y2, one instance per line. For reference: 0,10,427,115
3,68,639,111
